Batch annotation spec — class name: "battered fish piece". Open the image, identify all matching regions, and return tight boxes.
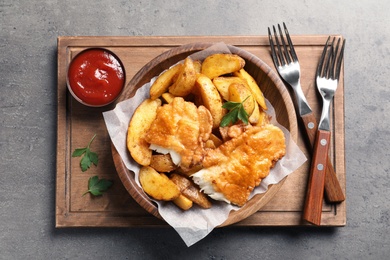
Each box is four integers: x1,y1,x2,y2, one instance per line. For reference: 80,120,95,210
192,124,286,206
145,97,213,171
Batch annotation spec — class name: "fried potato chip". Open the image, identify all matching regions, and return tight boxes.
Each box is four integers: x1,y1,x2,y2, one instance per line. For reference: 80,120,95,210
127,98,162,166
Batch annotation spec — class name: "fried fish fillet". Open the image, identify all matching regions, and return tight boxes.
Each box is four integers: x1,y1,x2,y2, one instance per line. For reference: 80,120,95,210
144,97,213,171
192,124,286,206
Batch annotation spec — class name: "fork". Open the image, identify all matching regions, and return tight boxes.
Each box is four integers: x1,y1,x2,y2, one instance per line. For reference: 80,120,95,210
303,36,346,225
268,23,345,203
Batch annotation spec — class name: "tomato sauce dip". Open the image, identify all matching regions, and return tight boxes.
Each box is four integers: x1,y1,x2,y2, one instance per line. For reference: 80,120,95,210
67,48,125,106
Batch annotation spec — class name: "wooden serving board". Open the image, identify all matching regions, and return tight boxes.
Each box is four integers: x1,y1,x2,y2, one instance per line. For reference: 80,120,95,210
56,36,346,227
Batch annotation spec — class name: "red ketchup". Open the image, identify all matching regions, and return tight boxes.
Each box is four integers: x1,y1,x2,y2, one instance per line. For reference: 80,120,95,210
67,48,125,106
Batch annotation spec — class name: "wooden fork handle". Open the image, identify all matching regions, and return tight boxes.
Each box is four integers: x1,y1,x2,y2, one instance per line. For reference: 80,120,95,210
301,113,345,203
303,129,330,225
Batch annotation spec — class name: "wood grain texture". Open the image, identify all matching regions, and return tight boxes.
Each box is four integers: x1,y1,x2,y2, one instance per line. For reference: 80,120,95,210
56,35,346,227
301,112,345,203
303,129,331,225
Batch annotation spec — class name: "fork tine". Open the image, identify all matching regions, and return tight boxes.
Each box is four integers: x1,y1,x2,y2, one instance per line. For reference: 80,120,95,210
317,36,331,78
283,22,298,62
269,23,298,68
278,24,291,64
272,25,287,66
318,37,346,80
335,39,346,80
323,38,335,79
329,38,340,79
268,27,280,67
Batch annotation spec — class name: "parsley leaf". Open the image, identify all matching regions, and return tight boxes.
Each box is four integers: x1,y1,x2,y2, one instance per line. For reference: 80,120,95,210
83,176,113,196
72,134,99,172
220,97,250,127
72,148,87,157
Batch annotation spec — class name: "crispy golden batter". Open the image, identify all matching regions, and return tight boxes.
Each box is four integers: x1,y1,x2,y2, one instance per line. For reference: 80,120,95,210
192,124,286,206
144,97,213,171
219,122,252,142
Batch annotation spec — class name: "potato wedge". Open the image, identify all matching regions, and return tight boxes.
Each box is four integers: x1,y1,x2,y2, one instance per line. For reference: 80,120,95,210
150,63,183,100
233,69,267,110
176,164,203,178
169,57,197,97
173,194,193,210
208,133,223,148
170,173,212,209
161,92,175,104
139,166,180,201
201,53,245,79
249,103,261,125
195,74,225,128
205,140,216,149
256,109,270,126
193,60,202,74
228,82,255,115
127,98,162,166
150,154,177,173
212,76,246,100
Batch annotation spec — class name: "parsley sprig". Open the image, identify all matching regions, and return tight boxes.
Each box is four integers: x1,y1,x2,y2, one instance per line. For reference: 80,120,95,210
72,134,112,197
220,96,250,127
72,134,99,172
83,176,113,196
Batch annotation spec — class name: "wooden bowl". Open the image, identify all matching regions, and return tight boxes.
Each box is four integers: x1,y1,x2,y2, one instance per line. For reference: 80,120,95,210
112,42,298,226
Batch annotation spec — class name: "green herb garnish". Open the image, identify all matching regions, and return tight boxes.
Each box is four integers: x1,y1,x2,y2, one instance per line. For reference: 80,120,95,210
83,176,113,196
220,97,250,127
72,134,99,172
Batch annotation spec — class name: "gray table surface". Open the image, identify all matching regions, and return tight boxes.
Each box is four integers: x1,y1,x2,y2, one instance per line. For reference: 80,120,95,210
1,0,389,259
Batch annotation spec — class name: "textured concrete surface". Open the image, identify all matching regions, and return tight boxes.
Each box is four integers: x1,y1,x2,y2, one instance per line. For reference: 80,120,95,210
1,0,389,259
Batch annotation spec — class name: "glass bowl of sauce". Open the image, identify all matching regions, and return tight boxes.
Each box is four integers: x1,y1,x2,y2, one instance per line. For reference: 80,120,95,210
67,48,125,107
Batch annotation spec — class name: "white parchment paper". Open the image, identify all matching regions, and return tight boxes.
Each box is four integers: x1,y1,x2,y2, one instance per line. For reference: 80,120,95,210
102,43,307,247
